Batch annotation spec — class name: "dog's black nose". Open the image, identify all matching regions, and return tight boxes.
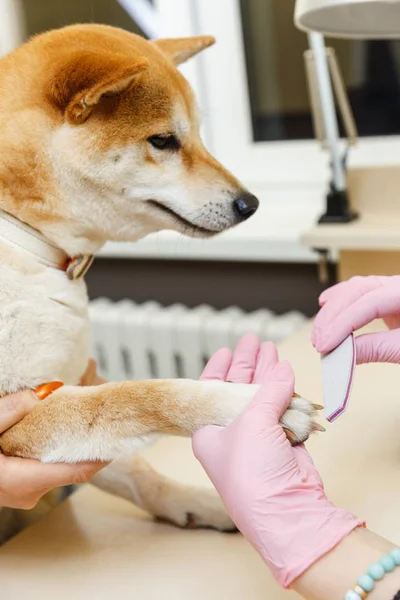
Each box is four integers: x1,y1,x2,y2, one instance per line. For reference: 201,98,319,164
233,193,259,220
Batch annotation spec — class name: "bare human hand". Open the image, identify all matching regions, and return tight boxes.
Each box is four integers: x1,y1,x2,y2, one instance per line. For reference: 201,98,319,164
0,359,108,509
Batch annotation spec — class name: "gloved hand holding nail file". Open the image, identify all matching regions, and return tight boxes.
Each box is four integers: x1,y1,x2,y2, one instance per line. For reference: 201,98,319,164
192,279,400,599
313,275,400,364
194,293,400,599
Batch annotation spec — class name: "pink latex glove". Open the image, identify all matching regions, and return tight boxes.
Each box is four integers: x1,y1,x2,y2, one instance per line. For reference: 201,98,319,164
193,334,362,588
312,275,400,363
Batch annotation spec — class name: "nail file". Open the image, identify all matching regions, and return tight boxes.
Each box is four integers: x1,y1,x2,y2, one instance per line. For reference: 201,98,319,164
321,334,356,422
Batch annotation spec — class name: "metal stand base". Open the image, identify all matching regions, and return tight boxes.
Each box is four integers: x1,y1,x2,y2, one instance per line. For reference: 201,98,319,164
318,189,358,224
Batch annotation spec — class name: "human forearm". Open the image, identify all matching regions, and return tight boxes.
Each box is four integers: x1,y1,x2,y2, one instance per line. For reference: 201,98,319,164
294,528,400,600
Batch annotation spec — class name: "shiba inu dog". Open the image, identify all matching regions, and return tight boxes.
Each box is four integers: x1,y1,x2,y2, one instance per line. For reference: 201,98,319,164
0,24,316,541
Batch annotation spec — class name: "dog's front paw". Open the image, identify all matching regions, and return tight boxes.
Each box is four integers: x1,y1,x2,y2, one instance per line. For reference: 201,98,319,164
280,394,324,446
196,380,324,447
158,487,237,533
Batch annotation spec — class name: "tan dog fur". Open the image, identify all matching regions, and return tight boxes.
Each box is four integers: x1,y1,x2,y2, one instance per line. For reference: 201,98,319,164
0,24,316,540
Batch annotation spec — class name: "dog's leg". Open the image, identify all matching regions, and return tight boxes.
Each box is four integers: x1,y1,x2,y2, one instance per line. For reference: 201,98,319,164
91,456,237,531
0,379,317,532
0,380,317,460
0,379,317,462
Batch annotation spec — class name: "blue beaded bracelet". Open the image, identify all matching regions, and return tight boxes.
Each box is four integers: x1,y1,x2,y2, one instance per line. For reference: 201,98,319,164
345,549,400,599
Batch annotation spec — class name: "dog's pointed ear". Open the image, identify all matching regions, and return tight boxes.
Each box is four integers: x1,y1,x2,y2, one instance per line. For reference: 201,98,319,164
46,51,149,124
153,36,215,65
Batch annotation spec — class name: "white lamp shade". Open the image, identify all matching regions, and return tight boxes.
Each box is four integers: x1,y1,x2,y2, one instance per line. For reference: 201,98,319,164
295,0,400,38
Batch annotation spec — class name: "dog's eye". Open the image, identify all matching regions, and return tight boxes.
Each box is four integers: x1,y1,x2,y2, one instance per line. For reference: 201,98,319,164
148,135,180,151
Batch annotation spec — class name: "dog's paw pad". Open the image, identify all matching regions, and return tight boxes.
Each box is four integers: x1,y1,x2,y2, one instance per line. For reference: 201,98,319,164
181,508,237,533
157,489,237,533
184,513,198,530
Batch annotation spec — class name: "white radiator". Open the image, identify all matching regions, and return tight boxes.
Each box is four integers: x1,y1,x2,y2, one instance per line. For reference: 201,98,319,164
89,299,307,381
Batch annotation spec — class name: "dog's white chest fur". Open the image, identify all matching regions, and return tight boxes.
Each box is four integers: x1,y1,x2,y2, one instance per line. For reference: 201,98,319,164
0,244,89,395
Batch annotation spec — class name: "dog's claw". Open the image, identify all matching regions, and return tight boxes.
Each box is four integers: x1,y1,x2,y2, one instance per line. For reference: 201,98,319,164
312,422,326,433
283,428,298,443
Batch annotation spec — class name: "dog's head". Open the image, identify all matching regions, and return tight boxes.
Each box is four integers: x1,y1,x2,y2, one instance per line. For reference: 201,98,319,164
0,25,258,254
